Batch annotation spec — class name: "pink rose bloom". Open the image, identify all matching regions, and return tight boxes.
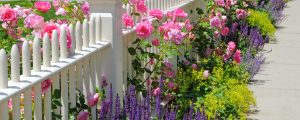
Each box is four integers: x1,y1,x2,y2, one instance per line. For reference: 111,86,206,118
221,16,227,26
184,59,190,65
81,2,90,16
129,0,140,5
87,93,99,107
174,8,188,19
152,39,160,46
166,71,175,78
23,8,33,15
214,31,220,38
167,28,185,45
149,9,163,20
227,41,236,52
13,5,26,18
101,75,108,87
236,9,247,19
52,0,60,8
122,13,134,28
8,98,12,109
210,16,221,28
203,70,210,79
41,79,52,93
77,111,89,120
35,2,51,13
136,1,148,14
191,64,197,70
221,27,230,36
43,23,58,39
152,87,161,96
58,24,72,48
164,62,173,68
55,7,67,16
136,21,153,39
233,50,242,64
168,81,174,89
0,8,17,22
149,58,155,65
185,19,193,31
215,0,225,6
24,14,45,29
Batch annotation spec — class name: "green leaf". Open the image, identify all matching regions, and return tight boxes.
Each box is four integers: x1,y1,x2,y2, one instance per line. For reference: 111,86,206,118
128,47,136,55
132,38,141,44
53,89,61,99
53,100,62,107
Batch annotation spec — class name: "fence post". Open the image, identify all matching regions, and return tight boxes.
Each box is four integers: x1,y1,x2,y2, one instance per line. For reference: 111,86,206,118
87,0,124,101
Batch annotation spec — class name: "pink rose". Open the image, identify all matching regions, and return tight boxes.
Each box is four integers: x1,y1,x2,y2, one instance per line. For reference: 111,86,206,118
167,28,185,45
0,8,17,22
174,8,188,19
233,50,242,64
227,41,236,52
43,23,58,38
149,9,163,20
87,93,99,107
81,2,90,16
191,64,197,70
55,7,67,16
136,1,148,14
152,87,161,96
152,39,160,46
129,0,140,5
168,81,174,89
8,98,12,109
203,70,210,79
166,71,175,78
136,21,153,39
185,19,193,31
35,2,51,13
24,14,45,29
122,13,134,28
221,27,230,36
41,79,52,93
210,16,221,28
164,62,173,68
236,9,247,19
214,0,225,6
77,111,89,120
101,75,108,87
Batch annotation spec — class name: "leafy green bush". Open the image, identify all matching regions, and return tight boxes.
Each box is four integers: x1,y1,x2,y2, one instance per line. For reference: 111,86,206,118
175,55,255,119
247,9,276,37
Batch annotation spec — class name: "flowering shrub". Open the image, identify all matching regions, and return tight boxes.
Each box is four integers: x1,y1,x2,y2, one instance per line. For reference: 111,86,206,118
0,0,89,52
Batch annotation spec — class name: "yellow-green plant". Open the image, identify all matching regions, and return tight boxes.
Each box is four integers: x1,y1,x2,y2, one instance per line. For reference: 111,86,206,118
247,9,276,37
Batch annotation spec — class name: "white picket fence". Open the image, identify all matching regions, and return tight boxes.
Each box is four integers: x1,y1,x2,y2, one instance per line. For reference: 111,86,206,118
0,0,204,120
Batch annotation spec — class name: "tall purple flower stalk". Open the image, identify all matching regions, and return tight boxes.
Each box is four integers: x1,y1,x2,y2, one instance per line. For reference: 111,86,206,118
156,78,163,119
108,84,113,119
114,94,120,120
243,50,265,79
249,28,265,50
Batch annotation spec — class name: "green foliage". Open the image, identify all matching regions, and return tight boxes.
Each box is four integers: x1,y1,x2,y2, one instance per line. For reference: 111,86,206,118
247,9,276,37
175,55,255,119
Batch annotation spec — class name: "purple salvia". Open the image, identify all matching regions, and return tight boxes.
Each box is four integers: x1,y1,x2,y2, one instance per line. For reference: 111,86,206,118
156,77,163,119
195,109,201,120
249,28,265,49
114,94,121,120
183,113,188,120
129,85,137,120
240,23,249,37
108,84,113,119
99,99,109,119
134,104,140,120
188,104,194,120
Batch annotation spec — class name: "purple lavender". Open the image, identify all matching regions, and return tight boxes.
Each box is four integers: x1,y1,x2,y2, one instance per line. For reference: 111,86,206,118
129,85,137,120
108,84,113,119
249,28,265,50
114,94,120,120
188,104,194,120
99,99,109,119
243,50,265,79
